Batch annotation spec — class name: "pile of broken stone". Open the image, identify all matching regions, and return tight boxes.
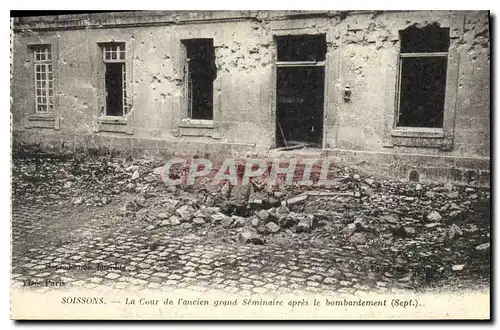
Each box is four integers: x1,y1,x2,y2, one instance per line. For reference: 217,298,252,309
12,146,490,254
125,194,320,245
117,162,490,253
11,146,491,288
12,148,165,207
116,169,489,287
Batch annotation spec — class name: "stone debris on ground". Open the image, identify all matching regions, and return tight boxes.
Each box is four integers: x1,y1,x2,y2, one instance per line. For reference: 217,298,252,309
427,211,443,222
475,242,490,251
11,145,491,291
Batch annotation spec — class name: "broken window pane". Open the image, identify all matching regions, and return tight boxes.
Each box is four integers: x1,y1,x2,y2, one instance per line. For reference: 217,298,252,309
277,34,326,62
398,57,447,128
184,39,215,120
400,24,450,53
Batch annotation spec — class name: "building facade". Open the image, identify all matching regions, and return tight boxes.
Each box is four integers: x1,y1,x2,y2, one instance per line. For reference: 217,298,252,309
11,11,491,184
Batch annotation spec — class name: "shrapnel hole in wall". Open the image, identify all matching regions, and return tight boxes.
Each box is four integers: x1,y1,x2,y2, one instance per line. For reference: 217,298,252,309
409,170,420,182
398,24,450,128
184,39,216,120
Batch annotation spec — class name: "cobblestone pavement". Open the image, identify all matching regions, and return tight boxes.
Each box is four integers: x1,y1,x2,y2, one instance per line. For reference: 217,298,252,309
11,200,488,295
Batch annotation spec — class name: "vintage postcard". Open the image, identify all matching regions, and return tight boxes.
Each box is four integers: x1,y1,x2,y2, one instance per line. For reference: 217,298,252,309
10,10,490,320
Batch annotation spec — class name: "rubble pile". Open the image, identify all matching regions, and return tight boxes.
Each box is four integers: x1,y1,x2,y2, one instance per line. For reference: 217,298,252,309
12,147,490,289
12,147,165,206
115,173,490,289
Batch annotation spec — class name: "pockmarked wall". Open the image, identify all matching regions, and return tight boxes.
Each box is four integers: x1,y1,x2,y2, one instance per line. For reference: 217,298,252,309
320,11,490,184
11,11,490,184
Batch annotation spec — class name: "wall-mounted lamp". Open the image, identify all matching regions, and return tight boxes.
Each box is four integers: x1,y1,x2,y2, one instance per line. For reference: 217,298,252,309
343,85,352,102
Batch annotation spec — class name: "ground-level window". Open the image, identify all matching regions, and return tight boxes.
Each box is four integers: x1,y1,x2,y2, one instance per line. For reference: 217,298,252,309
183,39,216,120
100,42,128,116
397,24,450,128
33,45,54,113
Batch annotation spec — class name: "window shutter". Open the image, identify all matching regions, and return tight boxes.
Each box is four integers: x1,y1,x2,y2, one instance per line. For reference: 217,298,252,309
185,58,192,119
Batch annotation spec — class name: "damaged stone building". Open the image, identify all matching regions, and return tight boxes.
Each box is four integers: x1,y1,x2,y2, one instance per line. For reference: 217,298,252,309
11,11,490,184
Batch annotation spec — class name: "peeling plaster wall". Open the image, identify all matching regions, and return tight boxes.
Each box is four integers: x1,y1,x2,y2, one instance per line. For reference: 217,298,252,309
319,11,490,183
11,10,490,183
322,11,490,160
12,19,275,150
454,11,490,157
214,20,274,144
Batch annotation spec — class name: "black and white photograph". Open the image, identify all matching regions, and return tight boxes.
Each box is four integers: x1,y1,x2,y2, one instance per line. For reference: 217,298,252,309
9,9,491,320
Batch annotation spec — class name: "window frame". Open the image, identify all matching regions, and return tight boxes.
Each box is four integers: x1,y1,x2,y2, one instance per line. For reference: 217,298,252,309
182,38,215,122
93,39,134,135
185,57,194,119
25,37,60,130
273,33,329,149
99,42,129,117
395,49,449,129
32,45,54,114
390,23,461,151
173,35,222,139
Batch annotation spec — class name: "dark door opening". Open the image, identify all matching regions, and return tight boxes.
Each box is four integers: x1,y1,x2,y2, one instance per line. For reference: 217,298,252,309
105,62,124,116
276,66,325,147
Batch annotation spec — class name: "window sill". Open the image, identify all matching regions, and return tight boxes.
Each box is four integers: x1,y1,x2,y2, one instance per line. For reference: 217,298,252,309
179,119,214,129
175,119,219,139
98,116,128,125
27,113,55,122
26,113,56,129
388,127,452,150
96,115,133,134
391,127,445,139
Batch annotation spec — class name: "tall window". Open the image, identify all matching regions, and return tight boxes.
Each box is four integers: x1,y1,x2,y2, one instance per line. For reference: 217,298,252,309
101,42,128,116
183,39,215,120
397,24,450,128
33,45,54,113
